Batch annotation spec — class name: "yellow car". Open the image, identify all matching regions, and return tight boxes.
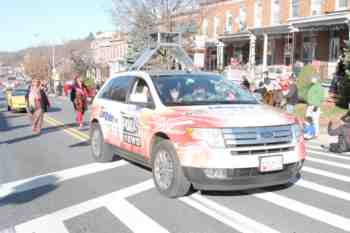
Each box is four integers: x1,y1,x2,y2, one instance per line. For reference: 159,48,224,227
6,88,28,112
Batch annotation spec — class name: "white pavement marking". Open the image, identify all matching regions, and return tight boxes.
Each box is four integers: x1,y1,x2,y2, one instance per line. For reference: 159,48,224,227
253,191,350,232
0,160,128,198
107,198,169,233
181,194,280,233
15,180,154,233
307,156,350,170
303,166,350,183
306,149,350,161
296,179,350,202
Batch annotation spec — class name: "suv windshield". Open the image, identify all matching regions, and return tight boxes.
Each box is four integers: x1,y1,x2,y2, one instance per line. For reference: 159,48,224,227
152,74,258,106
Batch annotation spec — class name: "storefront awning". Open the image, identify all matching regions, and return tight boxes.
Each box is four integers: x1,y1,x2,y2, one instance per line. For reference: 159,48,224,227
249,24,291,35
289,11,350,31
218,31,250,43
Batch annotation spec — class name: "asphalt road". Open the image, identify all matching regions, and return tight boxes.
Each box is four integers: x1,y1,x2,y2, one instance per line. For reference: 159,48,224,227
1,90,350,233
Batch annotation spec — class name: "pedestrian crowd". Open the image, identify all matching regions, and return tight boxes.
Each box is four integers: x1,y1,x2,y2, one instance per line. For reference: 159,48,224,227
24,74,91,135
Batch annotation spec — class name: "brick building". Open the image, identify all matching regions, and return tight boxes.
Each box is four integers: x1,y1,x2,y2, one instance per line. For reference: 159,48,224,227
91,32,128,81
196,0,350,79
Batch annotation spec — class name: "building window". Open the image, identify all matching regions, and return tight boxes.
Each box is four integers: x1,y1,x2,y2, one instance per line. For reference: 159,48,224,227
291,0,300,18
213,16,220,37
202,18,208,36
311,0,322,15
254,0,262,27
271,0,280,25
336,0,348,9
238,5,247,31
330,38,340,61
225,12,233,33
303,33,316,63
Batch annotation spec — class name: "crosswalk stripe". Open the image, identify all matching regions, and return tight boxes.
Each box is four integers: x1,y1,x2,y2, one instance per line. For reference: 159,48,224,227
16,219,69,233
15,180,154,232
307,156,350,170
303,166,350,183
253,191,350,232
107,199,169,233
0,160,128,198
306,149,350,161
181,194,280,233
296,179,350,202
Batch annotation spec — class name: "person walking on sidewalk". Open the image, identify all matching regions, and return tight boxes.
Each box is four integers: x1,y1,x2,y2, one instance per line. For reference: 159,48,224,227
285,75,298,114
306,76,324,138
70,75,88,129
26,79,50,135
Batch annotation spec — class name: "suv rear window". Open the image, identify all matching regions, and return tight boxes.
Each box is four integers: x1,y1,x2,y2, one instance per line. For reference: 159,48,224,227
99,76,134,102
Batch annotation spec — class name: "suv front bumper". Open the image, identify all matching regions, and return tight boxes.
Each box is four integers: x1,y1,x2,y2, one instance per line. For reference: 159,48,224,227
183,160,304,191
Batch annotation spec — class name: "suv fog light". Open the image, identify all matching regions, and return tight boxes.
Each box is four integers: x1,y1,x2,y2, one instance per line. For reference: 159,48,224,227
204,168,229,179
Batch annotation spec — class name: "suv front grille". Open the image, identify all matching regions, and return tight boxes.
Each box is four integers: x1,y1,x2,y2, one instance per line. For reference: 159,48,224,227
223,125,293,148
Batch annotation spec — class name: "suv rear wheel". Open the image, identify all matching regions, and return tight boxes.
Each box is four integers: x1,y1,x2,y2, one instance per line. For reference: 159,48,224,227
152,139,191,198
91,123,114,162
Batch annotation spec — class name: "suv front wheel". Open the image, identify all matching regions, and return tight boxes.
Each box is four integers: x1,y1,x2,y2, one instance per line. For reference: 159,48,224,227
152,139,191,198
91,123,114,162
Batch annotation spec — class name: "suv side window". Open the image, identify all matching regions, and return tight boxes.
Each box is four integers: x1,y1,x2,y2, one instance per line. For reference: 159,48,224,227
128,78,154,107
100,76,134,102
99,80,114,100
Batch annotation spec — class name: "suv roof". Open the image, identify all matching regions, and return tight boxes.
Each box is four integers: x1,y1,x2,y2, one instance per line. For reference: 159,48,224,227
147,70,216,77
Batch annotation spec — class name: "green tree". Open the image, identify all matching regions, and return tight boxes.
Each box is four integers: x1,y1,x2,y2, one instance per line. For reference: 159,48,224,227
296,64,317,101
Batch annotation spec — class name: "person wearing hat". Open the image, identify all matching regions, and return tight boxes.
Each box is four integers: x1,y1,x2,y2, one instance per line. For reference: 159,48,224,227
327,111,350,153
306,75,324,137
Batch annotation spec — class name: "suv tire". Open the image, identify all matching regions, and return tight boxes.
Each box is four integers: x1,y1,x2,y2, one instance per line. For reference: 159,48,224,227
152,139,191,198
91,123,114,162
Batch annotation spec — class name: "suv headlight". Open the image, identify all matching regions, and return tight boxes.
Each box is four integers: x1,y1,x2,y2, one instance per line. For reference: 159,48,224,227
187,128,225,148
291,123,302,143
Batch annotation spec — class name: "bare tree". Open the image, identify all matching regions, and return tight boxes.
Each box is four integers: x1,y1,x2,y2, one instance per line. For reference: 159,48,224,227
23,50,50,81
111,0,199,61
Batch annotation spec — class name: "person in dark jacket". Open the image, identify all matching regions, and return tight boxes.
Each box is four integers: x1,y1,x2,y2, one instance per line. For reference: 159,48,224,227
285,75,298,113
70,75,89,129
26,79,50,134
327,111,350,153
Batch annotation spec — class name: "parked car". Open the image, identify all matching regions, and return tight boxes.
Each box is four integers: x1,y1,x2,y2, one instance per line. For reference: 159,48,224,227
89,71,305,198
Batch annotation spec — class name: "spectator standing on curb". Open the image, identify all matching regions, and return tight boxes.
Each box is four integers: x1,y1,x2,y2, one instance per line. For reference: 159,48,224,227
285,75,298,113
306,76,325,138
70,75,89,129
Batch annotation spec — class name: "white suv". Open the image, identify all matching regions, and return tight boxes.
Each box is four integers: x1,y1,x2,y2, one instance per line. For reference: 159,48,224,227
90,71,305,198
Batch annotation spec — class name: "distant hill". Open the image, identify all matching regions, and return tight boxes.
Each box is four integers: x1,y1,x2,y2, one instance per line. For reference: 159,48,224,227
0,34,94,67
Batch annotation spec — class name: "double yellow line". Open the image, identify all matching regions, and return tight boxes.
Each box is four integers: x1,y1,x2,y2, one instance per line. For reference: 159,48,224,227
44,116,89,141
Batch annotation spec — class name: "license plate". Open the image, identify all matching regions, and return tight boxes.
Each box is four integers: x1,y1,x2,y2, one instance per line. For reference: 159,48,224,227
259,156,283,173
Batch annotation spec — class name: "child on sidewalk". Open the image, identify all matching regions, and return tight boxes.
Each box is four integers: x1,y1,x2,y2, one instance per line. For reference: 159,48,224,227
304,116,316,140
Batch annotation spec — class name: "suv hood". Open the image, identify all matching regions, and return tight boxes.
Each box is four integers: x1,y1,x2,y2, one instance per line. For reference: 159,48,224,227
173,104,295,128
